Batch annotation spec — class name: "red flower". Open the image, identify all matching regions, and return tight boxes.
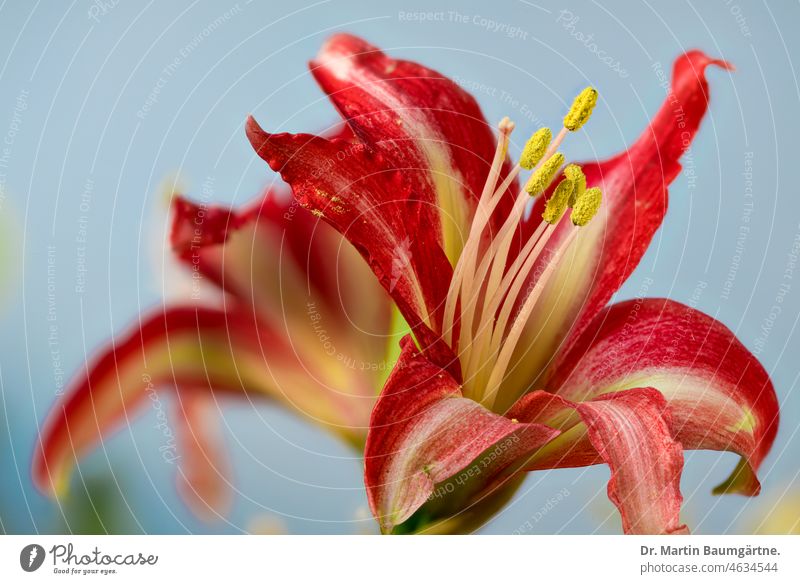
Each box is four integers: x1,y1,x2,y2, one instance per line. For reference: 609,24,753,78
246,35,778,534
34,33,779,535
32,137,396,520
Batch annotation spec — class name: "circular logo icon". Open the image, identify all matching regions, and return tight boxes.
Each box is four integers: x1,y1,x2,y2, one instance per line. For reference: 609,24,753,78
19,544,46,572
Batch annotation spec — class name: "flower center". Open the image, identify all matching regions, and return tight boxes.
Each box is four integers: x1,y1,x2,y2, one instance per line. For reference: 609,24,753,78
441,87,602,410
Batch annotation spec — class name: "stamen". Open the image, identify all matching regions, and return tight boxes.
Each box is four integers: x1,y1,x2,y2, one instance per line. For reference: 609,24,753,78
482,222,556,370
570,186,602,226
563,87,598,132
525,152,565,196
445,83,600,407
461,220,551,396
483,227,580,405
542,179,573,224
458,144,566,388
519,127,552,170
563,164,585,207
456,190,530,357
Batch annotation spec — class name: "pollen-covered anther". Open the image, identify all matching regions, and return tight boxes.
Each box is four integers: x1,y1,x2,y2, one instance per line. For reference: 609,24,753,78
563,87,598,132
519,127,552,170
563,164,586,207
570,186,602,226
542,178,574,224
525,152,564,196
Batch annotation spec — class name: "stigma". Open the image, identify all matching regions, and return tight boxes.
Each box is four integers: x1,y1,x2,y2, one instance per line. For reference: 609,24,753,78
441,87,603,409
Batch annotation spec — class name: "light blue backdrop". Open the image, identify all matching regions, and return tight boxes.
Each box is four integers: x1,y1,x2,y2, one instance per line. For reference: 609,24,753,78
1,0,798,534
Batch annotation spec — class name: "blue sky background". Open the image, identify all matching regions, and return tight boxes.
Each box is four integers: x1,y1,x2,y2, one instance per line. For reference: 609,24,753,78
1,0,799,534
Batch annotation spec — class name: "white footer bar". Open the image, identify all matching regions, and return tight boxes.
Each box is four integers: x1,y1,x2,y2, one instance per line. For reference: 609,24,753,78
1,535,798,583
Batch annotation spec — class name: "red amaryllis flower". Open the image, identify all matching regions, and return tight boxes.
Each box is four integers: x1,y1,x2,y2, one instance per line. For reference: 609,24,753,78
246,35,779,534
32,146,396,519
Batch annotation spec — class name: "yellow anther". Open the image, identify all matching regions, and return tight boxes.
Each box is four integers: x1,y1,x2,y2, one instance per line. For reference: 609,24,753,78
525,152,564,196
563,87,598,132
563,163,586,207
542,178,573,224
519,127,552,170
570,187,602,226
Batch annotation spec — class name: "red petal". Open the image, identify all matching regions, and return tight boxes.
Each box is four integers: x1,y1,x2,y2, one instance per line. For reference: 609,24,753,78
504,51,732,392
550,298,779,496
32,305,374,502
510,388,688,534
566,51,734,344
174,393,232,521
169,178,397,416
578,390,688,534
311,33,517,264
170,189,393,374
364,336,558,532
170,124,368,306
246,117,457,371
32,307,257,498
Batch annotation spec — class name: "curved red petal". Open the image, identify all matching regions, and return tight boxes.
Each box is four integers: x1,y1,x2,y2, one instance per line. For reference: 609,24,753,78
174,393,233,521
550,297,779,495
510,388,688,535
246,116,457,372
170,190,392,361
169,175,397,397
32,306,259,498
364,336,557,532
503,51,732,392
32,305,375,503
564,51,734,345
577,389,688,535
169,125,363,303
311,33,517,264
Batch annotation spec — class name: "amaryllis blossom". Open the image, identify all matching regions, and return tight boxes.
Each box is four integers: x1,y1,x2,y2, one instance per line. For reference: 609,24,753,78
245,35,778,534
32,142,396,519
